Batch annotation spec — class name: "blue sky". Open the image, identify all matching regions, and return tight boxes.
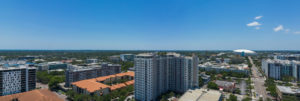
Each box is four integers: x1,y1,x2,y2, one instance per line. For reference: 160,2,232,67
0,0,300,50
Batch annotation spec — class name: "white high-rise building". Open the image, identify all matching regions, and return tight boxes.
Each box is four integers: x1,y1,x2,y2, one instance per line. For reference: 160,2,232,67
262,59,300,80
134,52,199,101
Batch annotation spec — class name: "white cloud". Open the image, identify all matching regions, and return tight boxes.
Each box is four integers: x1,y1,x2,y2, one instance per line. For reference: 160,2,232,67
247,21,261,27
274,25,284,32
255,16,263,20
294,31,300,34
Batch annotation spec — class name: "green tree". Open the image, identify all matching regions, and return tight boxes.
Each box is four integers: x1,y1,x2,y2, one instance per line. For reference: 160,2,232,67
207,82,218,90
242,97,251,101
227,94,237,101
48,76,62,91
199,77,204,87
282,95,298,101
121,61,134,72
234,88,241,94
169,92,175,97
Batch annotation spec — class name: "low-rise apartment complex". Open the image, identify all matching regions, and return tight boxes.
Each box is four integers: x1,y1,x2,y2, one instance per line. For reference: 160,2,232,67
71,72,134,96
0,89,63,101
65,63,121,87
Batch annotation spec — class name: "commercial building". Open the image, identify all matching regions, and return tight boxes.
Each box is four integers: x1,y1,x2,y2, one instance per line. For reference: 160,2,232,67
109,55,121,63
275,54,300,61
37,61,67,71
0,65,36,96
200,73,210,84
71,72,134,96
0,89,63,101
120,54,135,61
18,56,36,60
179,88,222,101
134,52,199,101
276,85,300,101
215,80,235,92
262,59,300,80
65,63,121,87
86,59,98,64
199,62,249,75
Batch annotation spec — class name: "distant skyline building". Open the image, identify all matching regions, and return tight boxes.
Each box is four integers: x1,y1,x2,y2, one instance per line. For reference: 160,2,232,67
262,59,300,80
120,54,135,61
134,52,199,101
37,61,67,71
274,54,300,61
0,65,36,96
86,59,98,64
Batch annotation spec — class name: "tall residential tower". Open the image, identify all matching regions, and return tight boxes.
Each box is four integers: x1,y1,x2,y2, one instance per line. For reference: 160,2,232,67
134,52,199,101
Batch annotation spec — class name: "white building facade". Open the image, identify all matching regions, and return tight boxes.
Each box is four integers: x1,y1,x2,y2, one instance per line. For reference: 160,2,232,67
262,59,300,80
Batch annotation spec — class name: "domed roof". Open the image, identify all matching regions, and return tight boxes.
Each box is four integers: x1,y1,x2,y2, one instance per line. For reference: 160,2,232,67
233,49,255,54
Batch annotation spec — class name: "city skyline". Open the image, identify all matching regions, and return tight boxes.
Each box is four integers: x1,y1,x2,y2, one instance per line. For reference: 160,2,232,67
1,0,300,50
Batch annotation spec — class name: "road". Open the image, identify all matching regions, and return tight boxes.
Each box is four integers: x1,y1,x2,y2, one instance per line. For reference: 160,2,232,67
240,80,246,95
248,56,268,101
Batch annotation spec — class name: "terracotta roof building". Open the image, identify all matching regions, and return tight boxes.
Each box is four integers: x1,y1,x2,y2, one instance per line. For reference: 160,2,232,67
71,71,134,96
65,63,121,87
0,89,63,101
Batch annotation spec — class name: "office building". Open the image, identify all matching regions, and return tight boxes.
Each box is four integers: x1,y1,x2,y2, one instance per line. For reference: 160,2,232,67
0,65,36,96
179,88,222,101
109,55,121,63
120,54,135,61
86,59,98,64
199,62,249,75
275,54,300,61
262,59,300,80
200,73,210,84
134,52,199,101
37,61,67,71
65,63,121,87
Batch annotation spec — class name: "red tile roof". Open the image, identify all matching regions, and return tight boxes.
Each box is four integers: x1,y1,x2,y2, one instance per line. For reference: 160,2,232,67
72,71,135,93
0,89,63,101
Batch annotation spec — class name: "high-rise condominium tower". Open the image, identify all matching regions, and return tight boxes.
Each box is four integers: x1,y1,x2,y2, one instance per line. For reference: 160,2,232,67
134,52,199,101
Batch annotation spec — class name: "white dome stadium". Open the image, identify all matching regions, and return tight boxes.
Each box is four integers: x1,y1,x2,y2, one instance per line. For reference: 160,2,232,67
233,49,255,54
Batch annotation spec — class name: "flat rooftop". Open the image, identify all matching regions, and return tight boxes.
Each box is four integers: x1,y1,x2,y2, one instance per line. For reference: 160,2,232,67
0,65,35,71
179,88,221,101
276,85,300,94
